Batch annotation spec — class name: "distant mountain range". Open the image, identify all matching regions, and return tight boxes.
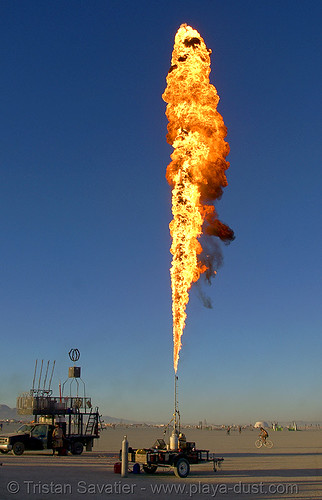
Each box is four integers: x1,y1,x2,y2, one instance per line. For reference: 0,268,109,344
1,405,321,426
0,405,19,420
100,415,139,424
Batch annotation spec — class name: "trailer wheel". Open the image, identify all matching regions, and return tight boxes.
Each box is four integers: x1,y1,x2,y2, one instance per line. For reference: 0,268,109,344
143,465,158,474
13,442,25,455
0,449,9,454
71,442,84,455
174,457,190,478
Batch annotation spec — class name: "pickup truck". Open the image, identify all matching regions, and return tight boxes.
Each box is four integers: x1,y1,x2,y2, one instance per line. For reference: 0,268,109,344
0,422,92,455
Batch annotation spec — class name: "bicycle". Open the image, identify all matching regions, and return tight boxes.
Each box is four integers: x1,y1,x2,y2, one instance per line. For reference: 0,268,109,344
255,438,273,448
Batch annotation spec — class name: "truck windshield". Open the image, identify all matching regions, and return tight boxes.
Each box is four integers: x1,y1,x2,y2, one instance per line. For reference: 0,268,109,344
17,424,34,433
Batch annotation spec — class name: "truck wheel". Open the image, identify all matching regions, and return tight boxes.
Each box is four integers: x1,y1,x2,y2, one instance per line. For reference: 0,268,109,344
71,442,84,455
174,457,190,478
143,465,158,474
0,450,9,454
13,442,25,455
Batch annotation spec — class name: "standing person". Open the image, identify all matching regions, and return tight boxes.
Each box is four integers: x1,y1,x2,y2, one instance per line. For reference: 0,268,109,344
52,423,64,455
226,426,231,435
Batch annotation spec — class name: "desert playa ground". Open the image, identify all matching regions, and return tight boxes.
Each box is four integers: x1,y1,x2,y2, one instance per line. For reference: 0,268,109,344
0,426,321,499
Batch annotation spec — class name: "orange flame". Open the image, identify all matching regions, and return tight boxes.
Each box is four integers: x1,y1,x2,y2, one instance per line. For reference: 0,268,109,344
163,24,234,373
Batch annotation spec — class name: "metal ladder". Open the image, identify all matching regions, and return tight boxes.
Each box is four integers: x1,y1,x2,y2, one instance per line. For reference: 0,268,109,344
85,407,98,435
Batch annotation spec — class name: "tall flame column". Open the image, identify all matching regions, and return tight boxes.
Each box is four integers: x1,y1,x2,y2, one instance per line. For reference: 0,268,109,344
163,24,233,373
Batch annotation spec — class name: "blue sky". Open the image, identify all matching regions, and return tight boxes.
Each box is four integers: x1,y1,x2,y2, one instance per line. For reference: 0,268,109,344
1,0,321,424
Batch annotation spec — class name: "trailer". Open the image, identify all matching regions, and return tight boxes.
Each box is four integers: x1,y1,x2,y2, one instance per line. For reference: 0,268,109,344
118,376,224,478
120,437,224,478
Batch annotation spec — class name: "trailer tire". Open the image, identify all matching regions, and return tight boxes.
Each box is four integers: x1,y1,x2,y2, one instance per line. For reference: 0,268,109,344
13,442,25,455
143,465,158,474
174,457,190,478
71,441,84,455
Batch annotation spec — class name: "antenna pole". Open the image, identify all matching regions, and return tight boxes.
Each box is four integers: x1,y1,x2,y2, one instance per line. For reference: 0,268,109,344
37,359,44,393
32,359,38,393
43,360,50,392
48,360,56,391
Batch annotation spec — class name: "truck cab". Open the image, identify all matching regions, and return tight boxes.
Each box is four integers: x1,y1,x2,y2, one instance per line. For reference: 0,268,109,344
0,423,54,455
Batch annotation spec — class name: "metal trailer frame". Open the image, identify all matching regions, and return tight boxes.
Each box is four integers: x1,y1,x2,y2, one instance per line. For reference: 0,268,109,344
121,445,224,478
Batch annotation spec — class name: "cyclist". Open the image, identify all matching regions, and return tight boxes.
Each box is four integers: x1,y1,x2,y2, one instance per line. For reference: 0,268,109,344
259,427,268,443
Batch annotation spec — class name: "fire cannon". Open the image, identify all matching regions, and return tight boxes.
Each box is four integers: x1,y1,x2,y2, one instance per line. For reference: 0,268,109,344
118,376,223,478
120,436,223,478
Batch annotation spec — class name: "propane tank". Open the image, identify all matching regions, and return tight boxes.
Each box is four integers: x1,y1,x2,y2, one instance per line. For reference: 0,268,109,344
169,430,178,450
121,435,128,478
